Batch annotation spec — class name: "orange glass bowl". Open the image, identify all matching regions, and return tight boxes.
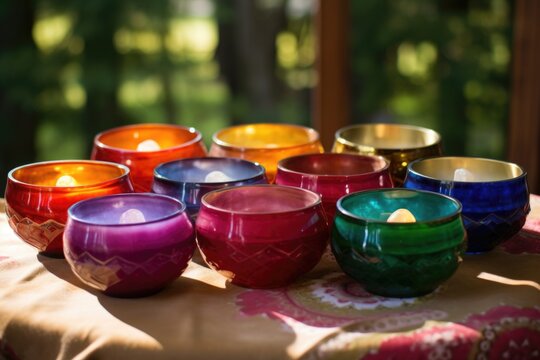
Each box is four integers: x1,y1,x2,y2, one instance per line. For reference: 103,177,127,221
209,123,324,182
92,123,207,192
332,123,442,186
5,160,134,256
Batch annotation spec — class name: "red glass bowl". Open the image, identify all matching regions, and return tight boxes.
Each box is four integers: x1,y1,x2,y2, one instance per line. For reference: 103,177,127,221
92,123,207,192
5,160,133,256
209,123,324,182
276,153,393,220
196,185,329,288
64,193,195,297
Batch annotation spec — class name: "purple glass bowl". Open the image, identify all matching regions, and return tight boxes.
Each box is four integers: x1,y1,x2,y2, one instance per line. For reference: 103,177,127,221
276,153,393,220
64,193,195,297
152,157,267,218
196,185,329,288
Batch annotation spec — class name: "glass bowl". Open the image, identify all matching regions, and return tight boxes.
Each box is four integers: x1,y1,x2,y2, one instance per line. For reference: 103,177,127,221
91,123,207,192
332,123,441,186
404,156,530,253
209,123,324,182
276,153,393,220
64,193,195,297
196,185,329,288
332,189,466,298
5,160,133,257
152,157,267,218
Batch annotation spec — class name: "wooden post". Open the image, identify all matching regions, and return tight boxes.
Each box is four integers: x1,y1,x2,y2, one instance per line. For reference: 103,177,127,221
508,0,540,193
313,0,351,150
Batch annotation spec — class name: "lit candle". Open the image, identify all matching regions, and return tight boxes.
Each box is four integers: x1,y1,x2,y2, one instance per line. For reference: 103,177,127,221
55,175,78,187
204,170,233,183
387,208,416,223
119,208,146,224
137,139,161,152
453,168,475,182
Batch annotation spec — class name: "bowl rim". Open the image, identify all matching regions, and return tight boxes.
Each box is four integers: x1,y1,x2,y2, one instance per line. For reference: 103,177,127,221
7,160,131,191
277,153,390,179
336,188,462,225
200,184,323,215
406,156,528,183
212,123,322,151
93,123,203,154
153,157,266,186
67,193,187,226
334,123,441,151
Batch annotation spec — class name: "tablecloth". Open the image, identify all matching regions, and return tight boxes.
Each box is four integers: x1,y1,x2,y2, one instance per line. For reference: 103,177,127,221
0,197,539,359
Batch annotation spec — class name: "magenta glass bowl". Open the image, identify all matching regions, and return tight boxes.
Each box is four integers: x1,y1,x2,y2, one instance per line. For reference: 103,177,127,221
276,153,393,220
196,185,329,288
64,193,195,297
152,157,267,218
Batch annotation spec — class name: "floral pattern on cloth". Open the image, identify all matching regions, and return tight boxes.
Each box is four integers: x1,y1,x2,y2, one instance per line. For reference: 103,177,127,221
362,306,540,359
237,272,446,330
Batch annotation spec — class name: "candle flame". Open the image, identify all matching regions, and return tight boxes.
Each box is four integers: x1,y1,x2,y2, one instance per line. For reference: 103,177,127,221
55,175,78,187
137,139,161,152
387,208,416,223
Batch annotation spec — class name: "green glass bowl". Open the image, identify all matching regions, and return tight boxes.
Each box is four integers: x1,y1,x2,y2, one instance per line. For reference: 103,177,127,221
332,189,466,298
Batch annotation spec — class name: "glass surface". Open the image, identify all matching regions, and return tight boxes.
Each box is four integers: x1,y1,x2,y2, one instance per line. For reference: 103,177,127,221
404,157,530,253
152,157,267,216
332,189,466,298
92,124,207,192
276,153,393,220
64,193,195,297
5,160,133,256
209,123,324,182
332,123,441,186
196,185,328,288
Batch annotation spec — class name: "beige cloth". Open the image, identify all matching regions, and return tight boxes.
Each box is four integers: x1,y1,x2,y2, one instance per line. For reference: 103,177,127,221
0,198,539,359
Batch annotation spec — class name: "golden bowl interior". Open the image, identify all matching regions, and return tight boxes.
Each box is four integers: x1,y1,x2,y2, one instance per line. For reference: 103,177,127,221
214,123,320,149
11,161,128,188
335,123,440,150
97,124,200,151
409,157,524,182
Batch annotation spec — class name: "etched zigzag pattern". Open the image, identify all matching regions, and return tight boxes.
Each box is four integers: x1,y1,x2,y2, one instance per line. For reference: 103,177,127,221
462,207,529,230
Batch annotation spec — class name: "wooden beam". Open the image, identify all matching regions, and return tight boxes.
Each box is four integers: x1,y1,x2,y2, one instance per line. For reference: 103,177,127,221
313,0,351,151
508,0,540,193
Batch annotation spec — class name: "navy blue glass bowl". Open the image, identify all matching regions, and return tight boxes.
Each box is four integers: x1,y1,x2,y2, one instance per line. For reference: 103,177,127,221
404,157,530,253
152,157,267,217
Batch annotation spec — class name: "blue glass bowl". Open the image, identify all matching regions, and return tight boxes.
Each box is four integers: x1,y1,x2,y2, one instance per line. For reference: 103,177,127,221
152,157,267,217
404,157,530,253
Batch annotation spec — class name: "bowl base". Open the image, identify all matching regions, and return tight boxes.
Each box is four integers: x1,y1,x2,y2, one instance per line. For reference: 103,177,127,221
39,250,65,259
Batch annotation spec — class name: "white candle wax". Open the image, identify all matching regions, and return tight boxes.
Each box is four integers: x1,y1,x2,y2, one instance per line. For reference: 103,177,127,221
55,175,78,187
119,209,147,224
387,208,416,223
204,170,233,182
453,168,475,182
137,139,161,152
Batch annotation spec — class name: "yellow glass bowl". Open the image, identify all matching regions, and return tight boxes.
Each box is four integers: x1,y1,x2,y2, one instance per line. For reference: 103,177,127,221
332,123,441,186
209,123,324,182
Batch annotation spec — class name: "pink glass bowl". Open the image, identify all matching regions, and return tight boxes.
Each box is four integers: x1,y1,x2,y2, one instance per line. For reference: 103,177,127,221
5,160,134,257
64,193,195,297
91,123,207,192
196,185,329,288
276,153,393,220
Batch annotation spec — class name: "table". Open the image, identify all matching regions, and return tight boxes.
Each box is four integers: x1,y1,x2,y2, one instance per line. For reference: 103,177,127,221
1,197,539,359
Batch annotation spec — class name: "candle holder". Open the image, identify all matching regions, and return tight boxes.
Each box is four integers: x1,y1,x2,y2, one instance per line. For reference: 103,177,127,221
332,123,441,186
276,153,393,221
332,189,466,298
91,123,207,192
64,193,195,297
209,123,324,182
4,160,133,257
152,157,267,218
196,185,329,288
404,157,530,253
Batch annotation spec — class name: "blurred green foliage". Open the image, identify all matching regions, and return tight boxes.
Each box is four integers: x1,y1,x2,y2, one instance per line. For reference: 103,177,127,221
0,0,512,191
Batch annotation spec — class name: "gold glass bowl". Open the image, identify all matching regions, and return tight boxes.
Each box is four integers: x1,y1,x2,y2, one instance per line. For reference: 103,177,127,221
332,123,441,186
